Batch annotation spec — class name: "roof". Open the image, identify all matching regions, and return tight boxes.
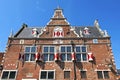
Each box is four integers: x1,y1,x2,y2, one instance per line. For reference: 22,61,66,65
15,27,43,38
11,8,109,39
74,26,103,38
13,26,107,38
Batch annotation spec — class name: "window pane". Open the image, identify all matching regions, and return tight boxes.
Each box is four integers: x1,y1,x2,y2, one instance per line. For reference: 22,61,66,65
81,71,87,79
44,47,48,52
50,47,54,52
82,54,87,61
41,71,47,79
48,71,54,79
25,47,30,52
61,54,65,61
2,71,9,79
67,46,71,52
82,46,86,52
31,46,36,52
9,71,16,79
97,71,103,79
31,54,35,61
93,39,98,43
61,47,65,52
104,71,109,79
25,54,29,61
49,54,54,61
64,71,70,79
76,54,81,61
76,47,81,52
43,54,48,61
67,54,71,61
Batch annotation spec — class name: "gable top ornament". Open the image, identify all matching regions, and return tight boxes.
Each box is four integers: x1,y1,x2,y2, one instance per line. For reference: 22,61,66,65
9,29,14,38
94,19,100,28
104,30,109,37
52,6,65,19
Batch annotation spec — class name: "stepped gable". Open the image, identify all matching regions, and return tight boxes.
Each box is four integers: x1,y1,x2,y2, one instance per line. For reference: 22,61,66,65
47,7,70,26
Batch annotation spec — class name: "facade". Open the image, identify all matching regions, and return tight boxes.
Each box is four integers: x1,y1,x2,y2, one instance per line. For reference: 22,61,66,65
0,7,117,80
0,52,4,75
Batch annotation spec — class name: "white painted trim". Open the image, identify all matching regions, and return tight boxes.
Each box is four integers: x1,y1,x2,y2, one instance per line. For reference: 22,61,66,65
94,69,111,71
63,69,72,71
79,69,87,71
42,45,56,62
24,46,37,62
70,26,80,37
37,27,46,37
22,79,37,80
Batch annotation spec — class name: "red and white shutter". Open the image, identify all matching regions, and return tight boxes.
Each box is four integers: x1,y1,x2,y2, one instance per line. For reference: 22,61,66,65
18,53,21,60
54,31,63,37
18,53,24,61
71,52,76,61
35,52,40,61
54,53,59,61
39,53,43,61
35,52,43,62
88,52,94,61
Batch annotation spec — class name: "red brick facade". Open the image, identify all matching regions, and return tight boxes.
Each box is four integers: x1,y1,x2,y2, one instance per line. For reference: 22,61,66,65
0,52,4,76
1,7,117,80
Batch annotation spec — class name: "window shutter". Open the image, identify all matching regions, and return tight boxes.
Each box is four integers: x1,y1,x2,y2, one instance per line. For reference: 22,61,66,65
71,52,76,61
88,52,94,61
54,53,59,61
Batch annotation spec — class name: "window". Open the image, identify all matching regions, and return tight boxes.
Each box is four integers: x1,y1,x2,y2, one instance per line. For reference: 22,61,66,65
25,46,37,61
80,71,87,79
43,46,55,61
97,71,109,79
40,70,55,80
75,46,87,62
104,71,109,79
64,71,70,79
93,39,98,43
60,45,87,62
1,70,17,80
60,46,72,61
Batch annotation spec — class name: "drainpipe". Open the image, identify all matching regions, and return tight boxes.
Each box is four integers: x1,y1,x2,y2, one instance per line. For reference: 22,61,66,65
71,41,76,80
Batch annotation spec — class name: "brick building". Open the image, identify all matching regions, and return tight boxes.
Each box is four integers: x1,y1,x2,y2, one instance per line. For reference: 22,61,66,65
0,7,117,80
0,52,4,75
116,69,120,80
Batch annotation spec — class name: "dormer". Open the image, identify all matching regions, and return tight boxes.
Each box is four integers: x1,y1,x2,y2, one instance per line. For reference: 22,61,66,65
83,27,90,35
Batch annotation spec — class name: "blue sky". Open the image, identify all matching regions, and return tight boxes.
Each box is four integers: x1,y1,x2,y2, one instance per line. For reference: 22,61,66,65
0,0,120,69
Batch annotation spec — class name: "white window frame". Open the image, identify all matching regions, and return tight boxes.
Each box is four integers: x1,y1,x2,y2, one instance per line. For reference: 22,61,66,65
22,79,37,80
93,39,98,43
75,45,88,62
39,70,55,80
24,46,37,62
96,70,110,79
60,45,72,62
42,45,55,62
1,70,17,80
